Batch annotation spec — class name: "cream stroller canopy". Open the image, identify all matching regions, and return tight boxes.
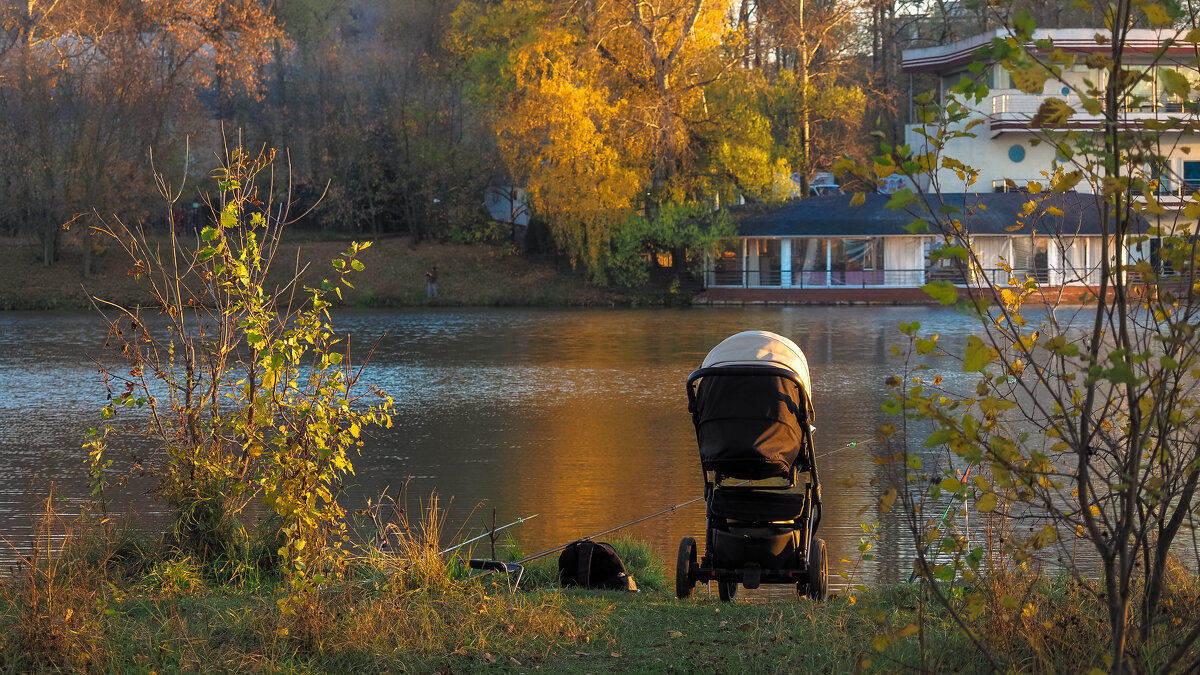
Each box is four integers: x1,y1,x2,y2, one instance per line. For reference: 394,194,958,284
700,330,811,402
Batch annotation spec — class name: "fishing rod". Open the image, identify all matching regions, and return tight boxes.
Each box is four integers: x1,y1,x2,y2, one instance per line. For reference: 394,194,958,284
515,496,707,564
513,433,882,565
908,466,972,584
439,514,539,556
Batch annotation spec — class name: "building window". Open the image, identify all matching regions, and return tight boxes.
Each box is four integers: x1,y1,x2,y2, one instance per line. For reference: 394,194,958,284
711,248,741,286
749,238,781,286
1008,145,1026,163
790,238,828,287
1184,161,1200,194
832,238,884,286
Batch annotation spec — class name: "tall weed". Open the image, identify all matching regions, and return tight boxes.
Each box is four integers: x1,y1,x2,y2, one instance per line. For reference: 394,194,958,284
0,495,113,671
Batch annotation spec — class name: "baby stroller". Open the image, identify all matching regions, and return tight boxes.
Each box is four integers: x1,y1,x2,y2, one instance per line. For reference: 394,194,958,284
676,331,827,602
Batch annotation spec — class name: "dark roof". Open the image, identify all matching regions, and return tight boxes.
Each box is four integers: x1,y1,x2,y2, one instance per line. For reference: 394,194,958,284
730,192,1145,238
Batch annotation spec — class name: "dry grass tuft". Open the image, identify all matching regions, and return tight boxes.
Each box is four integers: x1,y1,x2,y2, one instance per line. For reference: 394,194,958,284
0,494,114,672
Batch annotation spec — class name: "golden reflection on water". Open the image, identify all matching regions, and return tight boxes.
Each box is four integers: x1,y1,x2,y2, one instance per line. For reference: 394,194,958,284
0,306,992,584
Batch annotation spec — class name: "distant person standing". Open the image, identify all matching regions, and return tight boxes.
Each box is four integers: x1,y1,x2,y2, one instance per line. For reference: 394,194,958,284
426,265,438,299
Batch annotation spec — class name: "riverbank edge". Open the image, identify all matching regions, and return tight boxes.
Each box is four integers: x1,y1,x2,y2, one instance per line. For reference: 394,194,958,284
0,235,704,311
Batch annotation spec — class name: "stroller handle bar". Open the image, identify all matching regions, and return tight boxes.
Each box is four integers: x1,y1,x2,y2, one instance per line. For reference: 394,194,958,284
686,365,812,418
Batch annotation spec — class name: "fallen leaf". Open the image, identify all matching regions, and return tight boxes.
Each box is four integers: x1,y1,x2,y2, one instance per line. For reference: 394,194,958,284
509,657,521,667
611,652,622,658
483,652,496,664
737,621,754,632
668,631,683,639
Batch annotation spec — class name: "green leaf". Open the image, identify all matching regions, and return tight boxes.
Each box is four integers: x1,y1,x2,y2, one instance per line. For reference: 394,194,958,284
1043,335,1080,357
885,188,916,211
196,246,218,262
1030,98,1075,128
976,492,998,512
1142,3,1173,26
200,227,220,241
922,281,959,305
915,337,938,354
963,335,996,372
1159,68,1190,99
930,246,969,263
1010,63,1050,94
350,259,365,272
926,429,954,447
1013,11,1036,39
903,218,930,234
1106,361,1138,386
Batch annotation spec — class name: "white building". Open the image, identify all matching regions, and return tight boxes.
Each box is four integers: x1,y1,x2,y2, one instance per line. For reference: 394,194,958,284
704,28,1184,302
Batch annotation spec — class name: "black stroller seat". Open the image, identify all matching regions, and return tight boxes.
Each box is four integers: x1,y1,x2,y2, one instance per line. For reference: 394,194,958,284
675,331,828,602
709,489,808,523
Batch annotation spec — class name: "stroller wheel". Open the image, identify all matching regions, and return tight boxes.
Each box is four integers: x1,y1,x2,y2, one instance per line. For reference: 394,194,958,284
717,580,738,602
801,536,828,602
675,537,697,599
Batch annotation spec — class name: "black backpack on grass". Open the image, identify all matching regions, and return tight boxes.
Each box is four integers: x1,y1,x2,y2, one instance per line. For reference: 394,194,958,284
558,540,637,591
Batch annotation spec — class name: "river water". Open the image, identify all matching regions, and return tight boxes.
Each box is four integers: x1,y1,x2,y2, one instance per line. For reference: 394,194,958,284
0,306,1017,586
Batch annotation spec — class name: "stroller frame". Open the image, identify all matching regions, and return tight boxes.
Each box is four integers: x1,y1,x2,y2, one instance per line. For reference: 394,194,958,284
676,363,828,602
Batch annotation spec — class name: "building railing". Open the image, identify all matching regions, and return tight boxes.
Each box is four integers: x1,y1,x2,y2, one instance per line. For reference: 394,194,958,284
990,93,1196,117
707,266,1192,289
991,178,1200,200
708,267,1060,288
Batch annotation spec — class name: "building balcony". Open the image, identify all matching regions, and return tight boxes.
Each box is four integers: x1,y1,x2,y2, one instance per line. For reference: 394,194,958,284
986,93,1198,136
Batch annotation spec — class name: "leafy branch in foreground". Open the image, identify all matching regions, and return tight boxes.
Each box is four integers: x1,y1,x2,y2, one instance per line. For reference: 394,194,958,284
838,11,1200,673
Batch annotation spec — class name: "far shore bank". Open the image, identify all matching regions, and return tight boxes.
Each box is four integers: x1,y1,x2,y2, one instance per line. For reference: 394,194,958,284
0,235,638,311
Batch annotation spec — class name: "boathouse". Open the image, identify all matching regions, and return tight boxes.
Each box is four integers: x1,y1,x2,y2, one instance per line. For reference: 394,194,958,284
700,192,1143,304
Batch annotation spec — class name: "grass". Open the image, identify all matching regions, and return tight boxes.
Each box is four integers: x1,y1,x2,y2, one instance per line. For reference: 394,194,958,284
1,499,1197,672
0,233,629,310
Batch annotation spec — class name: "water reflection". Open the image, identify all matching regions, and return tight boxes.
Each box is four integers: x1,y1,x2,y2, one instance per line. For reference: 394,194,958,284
0,306,1009,584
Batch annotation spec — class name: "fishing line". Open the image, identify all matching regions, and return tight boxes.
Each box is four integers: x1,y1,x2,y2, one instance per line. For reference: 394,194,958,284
512,432,882,564
812,435,879,462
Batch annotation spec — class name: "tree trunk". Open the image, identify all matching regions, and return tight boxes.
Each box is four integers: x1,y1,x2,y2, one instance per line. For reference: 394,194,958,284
797,0,810,198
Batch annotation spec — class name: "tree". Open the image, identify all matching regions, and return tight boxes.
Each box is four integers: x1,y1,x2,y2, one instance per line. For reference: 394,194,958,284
0,0,281,271
841,7,1200,671
449,0,745,271
254,0,495,240
88,146,393,606
751,0,865,194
